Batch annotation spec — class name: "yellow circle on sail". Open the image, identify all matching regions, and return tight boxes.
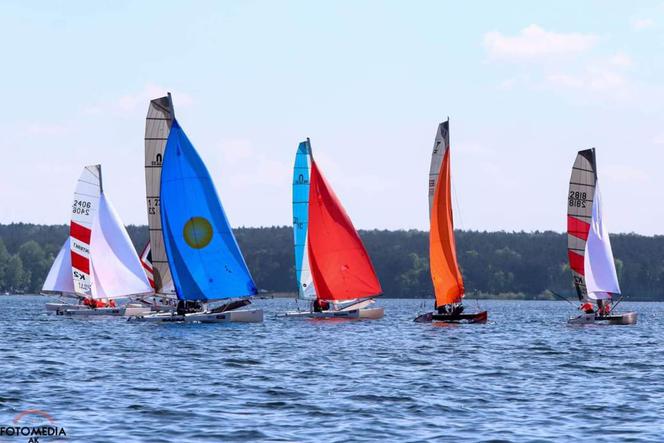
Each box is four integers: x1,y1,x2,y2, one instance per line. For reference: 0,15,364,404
183,217,213,249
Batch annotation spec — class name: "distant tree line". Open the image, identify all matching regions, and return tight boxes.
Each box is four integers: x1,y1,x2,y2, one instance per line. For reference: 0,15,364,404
1,223,664,300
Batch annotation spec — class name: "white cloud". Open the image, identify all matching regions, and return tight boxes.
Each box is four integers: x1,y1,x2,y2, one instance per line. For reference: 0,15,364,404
631,18,654,30
484,25,598,61
83,83,193,116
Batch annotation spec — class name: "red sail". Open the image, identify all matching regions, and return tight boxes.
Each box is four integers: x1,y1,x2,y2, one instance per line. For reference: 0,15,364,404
307,161,382,301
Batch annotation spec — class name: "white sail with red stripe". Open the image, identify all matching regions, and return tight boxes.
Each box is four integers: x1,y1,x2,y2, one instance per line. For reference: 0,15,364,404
44,165,153,300
566,148,620,302
70,165,101,297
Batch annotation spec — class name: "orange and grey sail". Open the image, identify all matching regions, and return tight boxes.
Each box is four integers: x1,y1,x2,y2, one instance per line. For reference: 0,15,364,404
307,153,382,302
428,120,464,307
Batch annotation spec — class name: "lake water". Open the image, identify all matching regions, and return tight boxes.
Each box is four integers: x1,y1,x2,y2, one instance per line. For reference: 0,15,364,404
0,296,662,442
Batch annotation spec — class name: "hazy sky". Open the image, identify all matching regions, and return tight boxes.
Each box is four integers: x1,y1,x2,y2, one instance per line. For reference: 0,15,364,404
2,1,664,234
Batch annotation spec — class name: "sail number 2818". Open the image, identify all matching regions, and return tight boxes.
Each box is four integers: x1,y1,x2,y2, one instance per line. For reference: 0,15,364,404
568,191,587,208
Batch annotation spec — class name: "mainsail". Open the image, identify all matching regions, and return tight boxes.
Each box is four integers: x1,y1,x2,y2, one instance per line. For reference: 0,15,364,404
306,152,382,302
43,165,153,299
566,149,596,301
70,165,102,296
428,121,464,308
292,139,316,300
160,120,258,302
145,94,175,294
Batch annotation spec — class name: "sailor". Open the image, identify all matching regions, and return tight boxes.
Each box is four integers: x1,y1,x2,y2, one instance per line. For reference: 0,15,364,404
108,299,116,308
580,302,594,314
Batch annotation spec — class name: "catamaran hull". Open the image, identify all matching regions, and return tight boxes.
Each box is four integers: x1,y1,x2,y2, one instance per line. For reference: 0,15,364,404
58,307,126,316
129,308,263,323
45,303,87,313
414,311,488,324
278,307,384,320
568,311,637,325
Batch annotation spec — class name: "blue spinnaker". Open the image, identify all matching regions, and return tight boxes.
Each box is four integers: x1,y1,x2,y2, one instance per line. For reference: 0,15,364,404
292,140,316,300
160,120,257,301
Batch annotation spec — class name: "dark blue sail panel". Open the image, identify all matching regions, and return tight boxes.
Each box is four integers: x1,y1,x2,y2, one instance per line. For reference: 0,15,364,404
160,120,258,301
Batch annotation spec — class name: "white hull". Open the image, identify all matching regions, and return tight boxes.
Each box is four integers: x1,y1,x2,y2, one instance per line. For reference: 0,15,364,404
129,308,263,323
46,302,87,313
278,307,384,320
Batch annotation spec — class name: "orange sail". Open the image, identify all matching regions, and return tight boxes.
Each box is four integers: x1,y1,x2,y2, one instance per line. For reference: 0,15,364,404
307,160,382,302
429,122,464,307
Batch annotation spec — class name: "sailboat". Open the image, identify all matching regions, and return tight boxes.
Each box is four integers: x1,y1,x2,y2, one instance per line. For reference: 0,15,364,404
281,138,384,319
131,94,262,323
43,165,155,316
566,148,637,325
415,120,487,323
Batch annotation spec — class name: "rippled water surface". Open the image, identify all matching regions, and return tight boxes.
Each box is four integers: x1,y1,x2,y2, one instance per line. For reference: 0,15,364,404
1,296,663,442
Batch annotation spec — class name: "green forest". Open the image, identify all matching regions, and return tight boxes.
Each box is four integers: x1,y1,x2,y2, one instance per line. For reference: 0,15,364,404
1,223,664,300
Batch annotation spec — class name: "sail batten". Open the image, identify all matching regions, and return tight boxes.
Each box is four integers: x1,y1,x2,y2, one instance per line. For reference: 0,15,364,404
305,145,381,302
428,121,464,307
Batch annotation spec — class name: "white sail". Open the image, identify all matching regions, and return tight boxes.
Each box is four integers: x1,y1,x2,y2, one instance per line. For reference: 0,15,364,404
89,194,154,299
42,239,75,296
583,182,620,300
44,165,154,300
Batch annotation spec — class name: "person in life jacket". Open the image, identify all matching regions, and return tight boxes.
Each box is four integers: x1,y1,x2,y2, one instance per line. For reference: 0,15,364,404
580,302,594,314
597,300,610,316
108,299,116,308
313,299,330,313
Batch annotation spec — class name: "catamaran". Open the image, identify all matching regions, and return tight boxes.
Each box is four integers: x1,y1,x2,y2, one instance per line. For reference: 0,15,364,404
43,165,155,316
566,148,637,325
130,94,262,323
280,138,383,319
415,120,487,323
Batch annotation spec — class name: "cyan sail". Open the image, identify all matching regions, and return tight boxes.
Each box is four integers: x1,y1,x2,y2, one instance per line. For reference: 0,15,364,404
292,140,316,300
160,120,257,302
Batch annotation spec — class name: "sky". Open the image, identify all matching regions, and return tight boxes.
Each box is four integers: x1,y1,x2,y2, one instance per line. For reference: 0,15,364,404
1,0,664,234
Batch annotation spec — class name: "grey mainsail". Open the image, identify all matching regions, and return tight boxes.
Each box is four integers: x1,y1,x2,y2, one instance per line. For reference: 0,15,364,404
567,148,597,301
144,94,174,294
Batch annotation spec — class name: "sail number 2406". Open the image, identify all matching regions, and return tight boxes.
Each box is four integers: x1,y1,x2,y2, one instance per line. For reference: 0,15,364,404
568,191,587,208
72,200,92,215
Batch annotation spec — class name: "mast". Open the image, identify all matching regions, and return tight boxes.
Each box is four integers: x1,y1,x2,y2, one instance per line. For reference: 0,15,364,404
428,120,464,308
145,94,175,294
